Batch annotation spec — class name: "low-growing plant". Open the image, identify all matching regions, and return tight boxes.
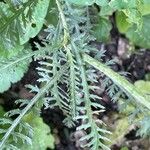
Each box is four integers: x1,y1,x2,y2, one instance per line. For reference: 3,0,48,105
0,0,150,149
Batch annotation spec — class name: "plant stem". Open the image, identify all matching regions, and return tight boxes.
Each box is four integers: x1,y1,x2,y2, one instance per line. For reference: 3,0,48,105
55,0,70,46
0,68,64,149
55,0,77,119
83,53,150,111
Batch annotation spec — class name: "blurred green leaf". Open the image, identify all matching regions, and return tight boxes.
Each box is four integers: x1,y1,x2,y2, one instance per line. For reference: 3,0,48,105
67,0,109,6
116,11,132,33
107,116,129,146
115,0,150,48
99,5,114,16
139,0,150,16
126,15,150,49
145,73,150,81
109,0,136,10
21,112,55,150
45,0,58,26
92,17,112,42
121,147,129,150
134,80,150,95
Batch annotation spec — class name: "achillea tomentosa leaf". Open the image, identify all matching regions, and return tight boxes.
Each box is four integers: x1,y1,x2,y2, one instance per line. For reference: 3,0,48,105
72,42,111,150
1,0,150,150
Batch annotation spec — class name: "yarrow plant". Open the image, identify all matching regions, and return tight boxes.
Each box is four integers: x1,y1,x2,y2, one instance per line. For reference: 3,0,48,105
0,0,150,149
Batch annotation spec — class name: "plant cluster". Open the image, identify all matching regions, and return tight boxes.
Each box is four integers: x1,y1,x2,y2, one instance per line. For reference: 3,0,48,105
0,0,150,150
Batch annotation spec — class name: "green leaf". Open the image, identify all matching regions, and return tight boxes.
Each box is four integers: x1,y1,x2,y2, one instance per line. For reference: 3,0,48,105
122,8,142,29
115,0,150,48
45,0,58,26
116,11,133,33
134,81,150,138
116,12,142,33
0,0,49,48
0,106,7,140
0,107,55,149
0,106,5,118
20,0,50,44
21,112,55,150
134,80,150,95
67,0,109,6
0,2,19,52
0,0,50,93
0,44,22,59
121,147,129,150
92,17,112,42
139,0,150,16
116,10,142,32
145,73,150,81
126,15,150,48
99,5,114,16
109,0,136,10
111,0,143,30
95,0,109,6
67,0,93,6
0,46,31,93
107,115,129,146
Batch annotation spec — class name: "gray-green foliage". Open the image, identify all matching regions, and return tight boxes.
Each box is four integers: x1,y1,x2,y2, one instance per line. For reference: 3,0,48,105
0,0,150,150
0,107,55,150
